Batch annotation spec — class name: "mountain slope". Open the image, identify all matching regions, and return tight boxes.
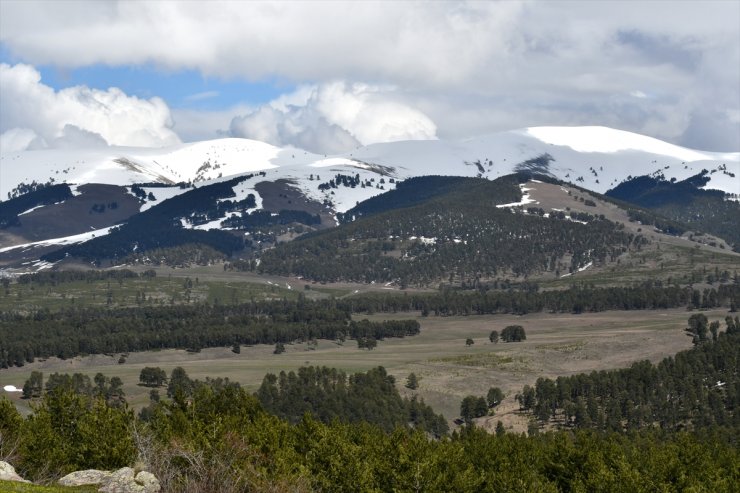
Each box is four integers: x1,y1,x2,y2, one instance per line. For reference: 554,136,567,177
607,171,740,250
254,175,637,287
1,126,737,271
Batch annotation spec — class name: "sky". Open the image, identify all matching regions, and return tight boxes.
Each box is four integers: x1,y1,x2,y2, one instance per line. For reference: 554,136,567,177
0,0,738,155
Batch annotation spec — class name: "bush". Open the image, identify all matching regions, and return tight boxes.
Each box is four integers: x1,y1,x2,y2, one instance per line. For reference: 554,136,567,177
18,388,135,479
501,325,526,342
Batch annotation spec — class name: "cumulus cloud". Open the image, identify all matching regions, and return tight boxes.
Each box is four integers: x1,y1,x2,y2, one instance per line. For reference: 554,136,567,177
1,1,738,150
0,63,180,152
229,82,437,154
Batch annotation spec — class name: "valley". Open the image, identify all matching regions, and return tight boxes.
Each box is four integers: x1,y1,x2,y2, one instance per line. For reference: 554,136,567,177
1,306,719,431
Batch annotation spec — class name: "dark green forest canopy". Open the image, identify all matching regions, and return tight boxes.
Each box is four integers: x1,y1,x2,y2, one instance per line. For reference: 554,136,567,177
256,365,448,436
0,296,419,367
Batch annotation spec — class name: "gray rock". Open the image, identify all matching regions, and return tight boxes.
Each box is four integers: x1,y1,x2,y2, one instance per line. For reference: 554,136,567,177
134,471,161,492
58,467,160,493
58,469,113,486
0,460,30,483
99,467,160,493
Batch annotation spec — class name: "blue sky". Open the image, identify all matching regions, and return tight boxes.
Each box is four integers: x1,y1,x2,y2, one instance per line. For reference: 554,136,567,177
2,54,292,111
0,1,738,153
37,65,293,111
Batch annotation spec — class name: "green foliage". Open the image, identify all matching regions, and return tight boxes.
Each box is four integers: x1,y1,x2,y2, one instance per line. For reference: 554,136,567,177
0,297,419,367
166,367,193,399
5,363,740,491
18,387,135,479
256,366,448,437
460,395,488,423
487,387,504,407
489,330,499,343
22,371,43,399
139,367,167,387
0,396,22,458
0,481,97,492
501,325,526,342
685,313,709,345
405,373,419,390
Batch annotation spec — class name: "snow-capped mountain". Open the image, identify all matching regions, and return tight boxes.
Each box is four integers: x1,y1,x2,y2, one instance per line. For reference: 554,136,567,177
2,126,738,216
1,125,738,269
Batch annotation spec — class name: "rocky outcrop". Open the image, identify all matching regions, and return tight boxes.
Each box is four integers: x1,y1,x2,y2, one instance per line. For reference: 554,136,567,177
58,469,114,486
0,460,30,483
59,467,160,492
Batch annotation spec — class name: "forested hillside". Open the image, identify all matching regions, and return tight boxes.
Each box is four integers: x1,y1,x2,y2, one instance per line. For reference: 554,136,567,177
257,175,637,285
606,171,740,250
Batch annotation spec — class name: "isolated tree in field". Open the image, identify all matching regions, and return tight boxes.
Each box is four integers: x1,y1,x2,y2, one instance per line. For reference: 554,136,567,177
685,313,708,345
357,337,377,350
406,373,419,390
487,387,504,408
465,338,475,346
274,342,286,354
501,325,526,342
139,367,167,387
489,330,499,343
232,342,241,354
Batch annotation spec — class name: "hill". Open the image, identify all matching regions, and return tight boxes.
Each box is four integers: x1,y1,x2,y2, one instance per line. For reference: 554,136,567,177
255,174,638,286
606,171,740,251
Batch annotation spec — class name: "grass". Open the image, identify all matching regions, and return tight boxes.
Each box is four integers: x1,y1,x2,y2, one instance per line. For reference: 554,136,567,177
430,352,519,368
0,274,306,312
0,481,97,492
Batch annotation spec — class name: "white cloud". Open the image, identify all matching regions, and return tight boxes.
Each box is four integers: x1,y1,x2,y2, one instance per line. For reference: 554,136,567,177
0,1,738,151
0,128,43,154
229,82,437,154
0,63,180,152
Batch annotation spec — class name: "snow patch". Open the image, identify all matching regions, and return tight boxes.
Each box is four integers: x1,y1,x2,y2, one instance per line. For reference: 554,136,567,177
496,183,537,208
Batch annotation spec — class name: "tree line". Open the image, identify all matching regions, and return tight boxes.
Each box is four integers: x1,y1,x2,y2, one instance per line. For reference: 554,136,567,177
0,298,420,367
335,283,738,316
